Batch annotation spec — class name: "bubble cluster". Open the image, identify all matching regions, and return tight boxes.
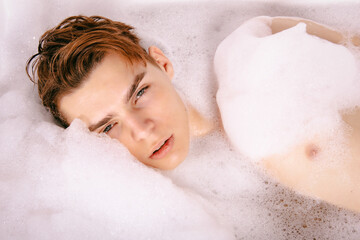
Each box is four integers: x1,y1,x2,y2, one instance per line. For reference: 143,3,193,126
215,16,360,159
1,0,360,239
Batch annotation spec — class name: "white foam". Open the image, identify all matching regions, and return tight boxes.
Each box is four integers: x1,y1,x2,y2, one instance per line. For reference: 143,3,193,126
215,16,360,159
1,0,360,239
0,119,233,239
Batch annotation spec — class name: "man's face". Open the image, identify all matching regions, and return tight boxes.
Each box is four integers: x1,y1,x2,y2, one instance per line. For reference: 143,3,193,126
58,48,190,170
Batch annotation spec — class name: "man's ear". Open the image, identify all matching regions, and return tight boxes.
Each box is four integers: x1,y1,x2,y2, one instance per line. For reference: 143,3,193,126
148,46,174,80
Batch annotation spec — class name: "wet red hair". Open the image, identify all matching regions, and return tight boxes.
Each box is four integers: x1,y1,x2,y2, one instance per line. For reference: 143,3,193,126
26,15,157,127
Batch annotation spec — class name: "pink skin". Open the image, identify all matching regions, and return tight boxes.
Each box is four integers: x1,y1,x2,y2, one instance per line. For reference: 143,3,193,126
150,135,174,160
58,46,191,170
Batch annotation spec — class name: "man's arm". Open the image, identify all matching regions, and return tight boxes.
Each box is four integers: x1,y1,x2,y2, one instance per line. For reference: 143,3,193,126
271,17,360,46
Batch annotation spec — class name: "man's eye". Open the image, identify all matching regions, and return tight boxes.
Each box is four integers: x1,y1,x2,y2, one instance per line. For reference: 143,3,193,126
135,86,148,101
103,123,116,133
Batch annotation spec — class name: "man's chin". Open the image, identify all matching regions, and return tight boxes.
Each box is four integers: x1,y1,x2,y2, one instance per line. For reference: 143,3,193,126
154,156,186,170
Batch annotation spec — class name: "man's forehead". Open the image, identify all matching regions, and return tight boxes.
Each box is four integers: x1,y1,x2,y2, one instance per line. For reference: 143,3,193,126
58,54,148,128
102,52,147,73
58,91,110,126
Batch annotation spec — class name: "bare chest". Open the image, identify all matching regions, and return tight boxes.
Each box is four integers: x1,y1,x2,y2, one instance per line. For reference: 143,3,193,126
261,108,360,212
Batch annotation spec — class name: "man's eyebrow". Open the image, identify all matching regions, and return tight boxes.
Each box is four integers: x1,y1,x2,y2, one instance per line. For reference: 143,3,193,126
126,71,146,102
88,72,146,132
89,115,113,132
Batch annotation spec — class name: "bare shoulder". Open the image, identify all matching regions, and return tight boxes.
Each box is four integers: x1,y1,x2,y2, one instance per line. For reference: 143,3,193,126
260,108,360,212
271,17,344,44
270,16,360,49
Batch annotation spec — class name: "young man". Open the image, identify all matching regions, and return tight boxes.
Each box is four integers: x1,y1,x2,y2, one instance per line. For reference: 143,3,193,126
27,15,359,211
26,15,211,170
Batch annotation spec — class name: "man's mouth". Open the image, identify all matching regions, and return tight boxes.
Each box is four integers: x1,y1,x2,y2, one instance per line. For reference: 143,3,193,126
150,135,174,160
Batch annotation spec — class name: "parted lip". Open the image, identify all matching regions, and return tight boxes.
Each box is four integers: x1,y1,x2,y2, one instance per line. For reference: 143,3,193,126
151,137,168,153
149,135,173,159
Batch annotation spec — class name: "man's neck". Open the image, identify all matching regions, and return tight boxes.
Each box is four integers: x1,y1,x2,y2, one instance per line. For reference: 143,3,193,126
187,104,214,137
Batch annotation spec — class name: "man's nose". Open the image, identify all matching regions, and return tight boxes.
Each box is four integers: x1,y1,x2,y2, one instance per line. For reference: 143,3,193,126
126,114,155,141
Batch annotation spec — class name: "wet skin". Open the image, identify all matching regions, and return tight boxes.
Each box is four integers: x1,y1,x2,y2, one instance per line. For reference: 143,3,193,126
260,17,360,212
261,109,360,212
58,47,191,170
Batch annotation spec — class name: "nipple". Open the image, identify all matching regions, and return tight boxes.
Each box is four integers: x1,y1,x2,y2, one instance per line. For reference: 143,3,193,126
305,143,320,159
